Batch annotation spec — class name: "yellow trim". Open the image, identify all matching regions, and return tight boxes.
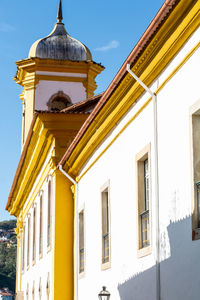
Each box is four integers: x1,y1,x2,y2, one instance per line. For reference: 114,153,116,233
14,57,104,145
14,58,103,87
22,157,54,218
10,128,52,215
65,1,200,177
54,170,74,300
76,39,200,182
20,224,23,291
77,98,151,182
156,40,200,94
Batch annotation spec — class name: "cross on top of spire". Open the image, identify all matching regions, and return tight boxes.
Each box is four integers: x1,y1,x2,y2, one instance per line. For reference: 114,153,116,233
57,0,63,23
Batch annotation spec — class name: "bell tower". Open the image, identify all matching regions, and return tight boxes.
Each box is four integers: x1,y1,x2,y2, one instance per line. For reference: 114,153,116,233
14,0,104,150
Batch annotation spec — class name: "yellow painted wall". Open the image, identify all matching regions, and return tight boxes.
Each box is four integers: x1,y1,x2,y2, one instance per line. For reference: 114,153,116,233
54,170,74,300
24,88,35,147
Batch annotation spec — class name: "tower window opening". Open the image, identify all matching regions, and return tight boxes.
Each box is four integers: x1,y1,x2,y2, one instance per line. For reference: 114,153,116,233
47,91,71,111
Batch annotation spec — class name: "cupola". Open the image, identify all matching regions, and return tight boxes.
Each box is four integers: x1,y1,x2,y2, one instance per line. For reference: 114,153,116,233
29,0,92,61
14,0,104,150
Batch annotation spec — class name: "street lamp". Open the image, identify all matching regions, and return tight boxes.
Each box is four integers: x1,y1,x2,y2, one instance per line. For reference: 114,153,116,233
98,286,110,300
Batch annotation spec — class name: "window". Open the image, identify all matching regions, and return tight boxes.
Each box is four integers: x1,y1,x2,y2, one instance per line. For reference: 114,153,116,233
47,91,71,111
32,206,36,262
101,182,110,268
47,178,52,248
136,144,151,256
191,109,200,239
38,278,42,300
22,224,25,271
32,282,35,300
46,273,50,300
39,193,43,256
79,210,84,274
27,216,30,268
196,182,200,228
26,284,29,300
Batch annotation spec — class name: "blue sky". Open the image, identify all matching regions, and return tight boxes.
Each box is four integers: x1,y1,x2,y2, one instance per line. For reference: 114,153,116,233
0,0,164,221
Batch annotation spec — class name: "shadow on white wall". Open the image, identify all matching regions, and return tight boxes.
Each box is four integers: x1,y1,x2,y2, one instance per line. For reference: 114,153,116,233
118,216,200,300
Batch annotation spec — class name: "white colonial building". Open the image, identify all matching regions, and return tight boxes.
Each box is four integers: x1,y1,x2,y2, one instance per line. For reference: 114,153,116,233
7,0,200,300
60,1,200,300
6,1,103,300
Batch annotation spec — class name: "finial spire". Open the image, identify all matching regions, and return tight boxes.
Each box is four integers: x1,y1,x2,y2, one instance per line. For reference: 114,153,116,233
57,0,63,23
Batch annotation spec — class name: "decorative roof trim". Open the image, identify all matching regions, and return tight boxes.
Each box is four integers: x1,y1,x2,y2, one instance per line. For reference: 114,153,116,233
5,111,89,212
59,0,181,166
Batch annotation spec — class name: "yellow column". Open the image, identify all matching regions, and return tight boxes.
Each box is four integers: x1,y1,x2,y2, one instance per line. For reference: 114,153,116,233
54,170,74,300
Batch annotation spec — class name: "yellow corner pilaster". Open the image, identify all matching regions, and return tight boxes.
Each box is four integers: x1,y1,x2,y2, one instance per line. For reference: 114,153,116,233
54,170,74,300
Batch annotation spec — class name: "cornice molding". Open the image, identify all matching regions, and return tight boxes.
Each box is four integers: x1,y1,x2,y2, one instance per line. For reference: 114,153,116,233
64,0,200,176
14,58,104,86
8,113,89,216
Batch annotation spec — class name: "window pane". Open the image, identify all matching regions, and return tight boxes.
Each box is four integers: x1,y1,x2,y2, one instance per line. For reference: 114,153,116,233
32,207,36,261
22,225,25,270
141,210,150,247
102,188,110,264
79,211,84,273
27,217,30,266
39,195,43,255
47,180,52,248
144,159,149,211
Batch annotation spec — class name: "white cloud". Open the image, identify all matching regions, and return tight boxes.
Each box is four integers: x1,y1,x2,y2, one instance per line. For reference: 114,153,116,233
0,22,15,32
94,40,120,52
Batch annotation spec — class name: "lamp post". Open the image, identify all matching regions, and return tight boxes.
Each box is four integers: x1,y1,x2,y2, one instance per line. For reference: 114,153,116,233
98,286,110,300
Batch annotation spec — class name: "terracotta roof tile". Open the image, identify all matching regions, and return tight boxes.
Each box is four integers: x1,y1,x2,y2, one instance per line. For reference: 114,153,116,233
61,93,104,113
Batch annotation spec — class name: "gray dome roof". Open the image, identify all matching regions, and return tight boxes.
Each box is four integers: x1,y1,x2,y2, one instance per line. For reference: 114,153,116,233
29,23,92,61
29,0,92,61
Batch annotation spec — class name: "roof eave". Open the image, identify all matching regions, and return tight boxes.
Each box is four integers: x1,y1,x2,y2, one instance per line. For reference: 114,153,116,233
59,0,181,167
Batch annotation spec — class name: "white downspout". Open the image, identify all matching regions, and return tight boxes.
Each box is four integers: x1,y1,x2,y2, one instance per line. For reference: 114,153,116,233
58,165,78,300
127,64,161,300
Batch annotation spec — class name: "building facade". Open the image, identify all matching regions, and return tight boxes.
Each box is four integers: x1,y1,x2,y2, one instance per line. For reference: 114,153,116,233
6,1,103,300
6,0,200,300
60,1,200,300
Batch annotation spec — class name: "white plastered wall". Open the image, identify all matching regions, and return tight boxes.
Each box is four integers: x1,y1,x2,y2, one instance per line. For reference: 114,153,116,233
35,72,87,111
77,27,200,300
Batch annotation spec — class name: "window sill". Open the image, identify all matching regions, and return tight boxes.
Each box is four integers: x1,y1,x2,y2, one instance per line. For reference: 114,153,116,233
78,271,85,279
101,260,111,271
137,245,151,258
47,245,51,253
192,228,200,240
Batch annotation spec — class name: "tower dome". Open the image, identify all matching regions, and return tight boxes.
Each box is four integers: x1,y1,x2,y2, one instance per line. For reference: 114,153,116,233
29,0,92,61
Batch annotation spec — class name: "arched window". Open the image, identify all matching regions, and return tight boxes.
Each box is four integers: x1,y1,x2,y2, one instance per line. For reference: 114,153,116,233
47,91,71,111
